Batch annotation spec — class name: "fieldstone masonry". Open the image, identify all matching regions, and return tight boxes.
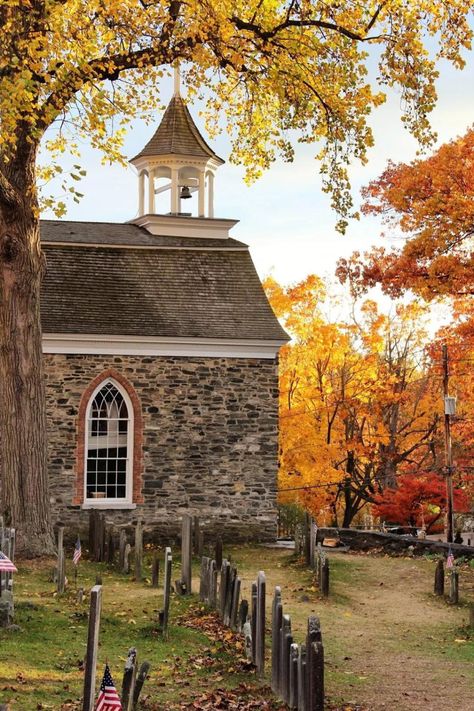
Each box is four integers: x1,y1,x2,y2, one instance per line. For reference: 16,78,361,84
44,353,279,541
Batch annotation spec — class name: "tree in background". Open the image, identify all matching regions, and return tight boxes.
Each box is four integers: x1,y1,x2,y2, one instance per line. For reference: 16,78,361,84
337,128,474,303
265,276,441,526
373,472,470,533
1,1,473,553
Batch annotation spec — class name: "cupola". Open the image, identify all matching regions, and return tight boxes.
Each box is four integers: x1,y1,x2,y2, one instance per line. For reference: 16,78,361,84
129,68,235,238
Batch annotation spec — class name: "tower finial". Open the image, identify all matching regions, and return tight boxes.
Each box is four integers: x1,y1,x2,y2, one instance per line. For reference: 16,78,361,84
173,62,180,97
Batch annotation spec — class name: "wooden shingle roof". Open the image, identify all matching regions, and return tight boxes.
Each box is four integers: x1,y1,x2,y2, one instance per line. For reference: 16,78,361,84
40,221,288,342
131,96,224,164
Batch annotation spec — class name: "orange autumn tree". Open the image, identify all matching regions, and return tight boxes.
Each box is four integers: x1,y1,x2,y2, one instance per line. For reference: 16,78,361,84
265,276,441,526
336,127,474,303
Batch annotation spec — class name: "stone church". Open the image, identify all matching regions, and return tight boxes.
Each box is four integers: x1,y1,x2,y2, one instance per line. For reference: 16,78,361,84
41,79,288,541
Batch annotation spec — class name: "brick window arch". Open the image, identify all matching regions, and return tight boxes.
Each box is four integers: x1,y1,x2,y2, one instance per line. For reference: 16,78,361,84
74,369,143,506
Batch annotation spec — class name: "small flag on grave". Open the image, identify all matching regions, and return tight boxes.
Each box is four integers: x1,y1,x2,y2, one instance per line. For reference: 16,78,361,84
96,664,122,710
0,551,17,573
73,536,82,566
446,548,455,569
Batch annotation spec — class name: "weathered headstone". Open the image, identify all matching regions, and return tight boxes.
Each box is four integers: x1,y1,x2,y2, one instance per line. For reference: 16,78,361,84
279,614,292,703
57,525,66,594
309,519,316,569
243,619,252,661
106,530,115,565
434,559,444,596
306,616,323,711
448,570,459,604
118,529,127,570
289,642,299,709
151,552,160,588
250,581,257,664
123,544,132,575
161,547,172,636
133,660,151,708
321,558,329,597
271,587,282,694
219,560,230,619
209,560,218,609
238,599,249,633
297,643,307,711
230,576,241,630
121,647,137,711
82,585,102,711
215,537,223,571
181,514,192,594
255,571,266,675
134,520,143,582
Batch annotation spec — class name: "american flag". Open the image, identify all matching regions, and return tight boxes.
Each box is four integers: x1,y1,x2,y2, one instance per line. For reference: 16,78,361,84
73,537,82,566
446,549,455,569
96,664,122,710
0,551,17,573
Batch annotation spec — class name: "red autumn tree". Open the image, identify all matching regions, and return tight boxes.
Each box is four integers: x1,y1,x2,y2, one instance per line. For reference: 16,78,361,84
373,472,470,532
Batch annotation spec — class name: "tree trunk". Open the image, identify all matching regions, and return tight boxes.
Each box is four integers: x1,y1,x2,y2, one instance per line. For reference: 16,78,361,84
0,140,54,556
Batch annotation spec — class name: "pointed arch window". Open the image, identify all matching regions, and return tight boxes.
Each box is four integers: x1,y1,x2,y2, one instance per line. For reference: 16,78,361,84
85,380,133,503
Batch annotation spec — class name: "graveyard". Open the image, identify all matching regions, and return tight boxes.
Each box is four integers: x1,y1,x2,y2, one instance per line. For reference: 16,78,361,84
1,518,473,711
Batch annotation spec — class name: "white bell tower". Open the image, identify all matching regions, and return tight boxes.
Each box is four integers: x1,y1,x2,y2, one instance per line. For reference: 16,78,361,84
129,66,228,237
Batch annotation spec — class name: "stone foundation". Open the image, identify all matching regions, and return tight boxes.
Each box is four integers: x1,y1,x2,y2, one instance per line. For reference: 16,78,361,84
44,353,279,542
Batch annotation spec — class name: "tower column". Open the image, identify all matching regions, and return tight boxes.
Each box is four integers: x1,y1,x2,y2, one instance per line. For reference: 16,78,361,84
171,167,179,214
207,172,214,218
138,171,145,216
198,169,205,218
148,169,155,214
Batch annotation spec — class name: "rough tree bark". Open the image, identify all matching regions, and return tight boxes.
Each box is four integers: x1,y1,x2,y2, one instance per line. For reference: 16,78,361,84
0,131,54,555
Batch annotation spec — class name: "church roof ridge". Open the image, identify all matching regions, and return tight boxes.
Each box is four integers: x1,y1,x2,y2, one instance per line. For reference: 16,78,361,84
131,96,224,164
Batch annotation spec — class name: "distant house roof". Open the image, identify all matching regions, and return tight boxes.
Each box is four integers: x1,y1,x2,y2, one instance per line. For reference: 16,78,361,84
40,220,288,342
131,96,224,164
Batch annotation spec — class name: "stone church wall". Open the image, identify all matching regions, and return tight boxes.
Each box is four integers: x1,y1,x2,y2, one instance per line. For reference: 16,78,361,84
44,353,279,542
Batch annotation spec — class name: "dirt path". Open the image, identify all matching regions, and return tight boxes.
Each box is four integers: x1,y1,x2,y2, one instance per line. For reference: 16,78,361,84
231,547,474,711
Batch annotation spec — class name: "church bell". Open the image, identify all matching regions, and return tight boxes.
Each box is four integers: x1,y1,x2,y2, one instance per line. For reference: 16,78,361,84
180,185,192,199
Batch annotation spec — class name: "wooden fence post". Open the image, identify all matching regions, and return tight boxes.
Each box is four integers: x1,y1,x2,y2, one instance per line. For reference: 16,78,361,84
82,585,102,711
181,515,192,594
271,587,282,694
434,559,444,596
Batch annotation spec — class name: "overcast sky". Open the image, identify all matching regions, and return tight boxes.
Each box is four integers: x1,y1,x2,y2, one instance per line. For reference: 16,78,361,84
41,46,474,292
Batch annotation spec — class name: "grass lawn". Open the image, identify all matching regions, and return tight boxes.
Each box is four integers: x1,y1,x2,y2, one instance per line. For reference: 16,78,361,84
0,547,472,710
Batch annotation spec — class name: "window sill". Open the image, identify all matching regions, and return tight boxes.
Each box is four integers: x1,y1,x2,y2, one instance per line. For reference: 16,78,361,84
81,502,137,510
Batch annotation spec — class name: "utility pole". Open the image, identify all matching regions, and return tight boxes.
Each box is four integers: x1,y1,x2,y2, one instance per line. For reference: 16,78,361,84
442,344,455,544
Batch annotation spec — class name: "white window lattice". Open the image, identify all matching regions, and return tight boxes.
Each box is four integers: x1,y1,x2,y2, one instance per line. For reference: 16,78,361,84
86,381,131,501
